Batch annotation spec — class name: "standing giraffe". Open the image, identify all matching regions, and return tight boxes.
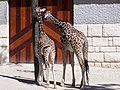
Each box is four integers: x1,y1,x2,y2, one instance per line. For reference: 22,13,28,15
34,7,56,89
38,8,89,89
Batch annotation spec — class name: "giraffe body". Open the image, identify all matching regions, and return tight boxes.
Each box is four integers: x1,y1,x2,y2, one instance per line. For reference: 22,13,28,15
37,8,89,89
34,7,56,89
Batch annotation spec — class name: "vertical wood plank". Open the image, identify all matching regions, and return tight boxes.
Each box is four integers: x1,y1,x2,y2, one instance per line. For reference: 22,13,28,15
10,6,16,38
20,48,26,63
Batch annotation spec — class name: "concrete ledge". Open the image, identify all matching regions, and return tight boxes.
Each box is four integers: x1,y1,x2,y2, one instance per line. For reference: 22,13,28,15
89,62,120,69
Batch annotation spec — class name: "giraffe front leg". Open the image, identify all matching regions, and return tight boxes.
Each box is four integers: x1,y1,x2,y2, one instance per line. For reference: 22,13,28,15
70,52,75,87
37,60,43,86
43,47,50,88
51,62,57,89
50,51,57,89
61,47,67,87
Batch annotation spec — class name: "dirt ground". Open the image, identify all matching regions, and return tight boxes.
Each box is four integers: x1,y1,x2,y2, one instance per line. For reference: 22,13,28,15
0,63,120,90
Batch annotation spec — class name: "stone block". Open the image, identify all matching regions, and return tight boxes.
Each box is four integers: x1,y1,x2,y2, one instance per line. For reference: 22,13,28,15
88,24,102,37
93,37,108,46
0,1,8,25
94,62,102,67
89,47,100,52
105,53,120,62
116,47,120,52
113,37,120,46
88,62,95,67
100,47,116,52
74,24,87,36
111,63,120,69
108,37,113,46
94,47,100,52
88,47,95,52
87,37,92,46
0,46,9,64
108,41,113,46
0,25,9,37
103,24,120,37
88,52,104,62
102,62,111,68
0,38,9,46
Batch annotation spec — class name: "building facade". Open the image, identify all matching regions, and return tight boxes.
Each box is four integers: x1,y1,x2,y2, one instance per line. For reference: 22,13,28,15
0,0,120,68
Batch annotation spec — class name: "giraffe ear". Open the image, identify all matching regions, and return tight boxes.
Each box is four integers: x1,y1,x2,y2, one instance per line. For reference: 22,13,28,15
40,8,46,12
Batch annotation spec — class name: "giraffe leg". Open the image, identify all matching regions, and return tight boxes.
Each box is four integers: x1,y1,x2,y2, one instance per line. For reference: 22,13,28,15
70,52,75,87
45,64,50,88
37,63,42,86
51,62,56,89
61,47,67,87
37,54,43,86
43,48,50,88
80,65,85,89
75,51,85,89
50,51,56,89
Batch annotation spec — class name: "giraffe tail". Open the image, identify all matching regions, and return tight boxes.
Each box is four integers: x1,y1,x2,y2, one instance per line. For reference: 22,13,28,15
83,40,89,85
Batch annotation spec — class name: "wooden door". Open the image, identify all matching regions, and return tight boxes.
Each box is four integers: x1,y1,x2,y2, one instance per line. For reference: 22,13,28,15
9,0,73,63
9,0,33,63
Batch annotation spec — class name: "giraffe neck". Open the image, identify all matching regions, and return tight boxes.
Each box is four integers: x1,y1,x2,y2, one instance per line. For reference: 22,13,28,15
47,13,65,30
38,16,44,35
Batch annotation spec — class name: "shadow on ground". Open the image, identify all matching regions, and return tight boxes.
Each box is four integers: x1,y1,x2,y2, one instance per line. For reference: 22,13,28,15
0,74,35,84
0,74,120,90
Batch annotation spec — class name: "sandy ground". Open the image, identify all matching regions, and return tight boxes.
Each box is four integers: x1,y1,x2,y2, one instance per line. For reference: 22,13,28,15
0,63,120,90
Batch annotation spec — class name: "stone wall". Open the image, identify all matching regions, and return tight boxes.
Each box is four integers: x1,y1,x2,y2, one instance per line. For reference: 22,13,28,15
0,1,9,65
74,3,120,24
74,24,120,68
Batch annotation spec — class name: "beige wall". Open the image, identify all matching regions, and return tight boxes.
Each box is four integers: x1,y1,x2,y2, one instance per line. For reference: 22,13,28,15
74,24,120,68
0,1,9,64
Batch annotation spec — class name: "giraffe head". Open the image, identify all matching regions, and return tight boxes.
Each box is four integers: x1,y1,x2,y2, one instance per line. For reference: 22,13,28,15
34,7,52,21
34,7,47,22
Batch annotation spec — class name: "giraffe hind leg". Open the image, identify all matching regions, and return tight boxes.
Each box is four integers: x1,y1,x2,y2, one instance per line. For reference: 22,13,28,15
75,51,85,89
43,47,51,88
70,52,75,87
50,50,56,89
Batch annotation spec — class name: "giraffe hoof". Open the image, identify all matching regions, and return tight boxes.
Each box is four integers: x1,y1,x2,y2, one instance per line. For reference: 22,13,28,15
71,82,75,87
54,82,57,89
80,85,85,90
46,81,50,88
46,84,49,88
61,79,64,87
37,81,42,86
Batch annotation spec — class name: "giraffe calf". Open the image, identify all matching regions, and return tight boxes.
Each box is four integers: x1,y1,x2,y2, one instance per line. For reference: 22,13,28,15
34,7,56,89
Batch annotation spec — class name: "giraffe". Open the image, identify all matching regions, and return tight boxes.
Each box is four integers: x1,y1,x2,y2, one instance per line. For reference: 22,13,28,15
38,8,89,89
34,7,56,89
